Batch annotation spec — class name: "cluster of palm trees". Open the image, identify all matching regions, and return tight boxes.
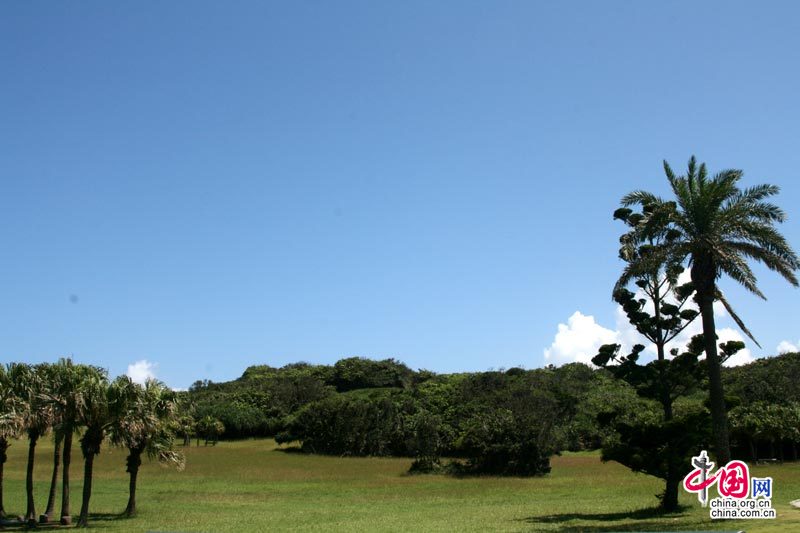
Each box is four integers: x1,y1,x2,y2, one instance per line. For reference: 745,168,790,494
0,358,184,528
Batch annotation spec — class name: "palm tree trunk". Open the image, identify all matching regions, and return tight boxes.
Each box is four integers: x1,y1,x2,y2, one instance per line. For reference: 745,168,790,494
124,449,143,517
25,432,39,525
0,439,7,519
60,430,72,525
77,451,95,527
41,431,63,522
697,289,731,464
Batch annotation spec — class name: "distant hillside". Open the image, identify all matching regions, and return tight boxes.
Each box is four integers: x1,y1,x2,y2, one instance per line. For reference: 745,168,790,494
182,351,800,464
724,351,800,404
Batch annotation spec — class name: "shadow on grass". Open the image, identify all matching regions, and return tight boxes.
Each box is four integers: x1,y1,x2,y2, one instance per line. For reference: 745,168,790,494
518,505,704,532
0,512,128,530
86,512,129,522
272,445,305,454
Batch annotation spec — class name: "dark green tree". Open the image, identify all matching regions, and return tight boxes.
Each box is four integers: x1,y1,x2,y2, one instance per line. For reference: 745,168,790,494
594,336,721,510
600,198,706,510
406,409,444,473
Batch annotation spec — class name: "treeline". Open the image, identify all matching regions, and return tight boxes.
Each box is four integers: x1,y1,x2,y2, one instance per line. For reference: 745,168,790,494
0,360,184,528
183,352,800,475
725,354,800,461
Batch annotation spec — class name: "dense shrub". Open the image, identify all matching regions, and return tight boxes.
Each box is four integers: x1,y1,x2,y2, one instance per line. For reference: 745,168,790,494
282,389,418,456
406,409,445,472
332,357,415,392
455,408,553,476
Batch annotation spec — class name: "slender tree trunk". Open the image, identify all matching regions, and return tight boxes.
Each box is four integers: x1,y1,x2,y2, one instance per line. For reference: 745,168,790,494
0,439,7,518
662,462,680,512
60,430,72,525
650,275,680,511
25,432,39,525
696,286,731,464
124,449,142,517
653,276,673,421
749,438,757,462
77,451,95,527
656,343,673,420
656,340,677,511
41,431,63,522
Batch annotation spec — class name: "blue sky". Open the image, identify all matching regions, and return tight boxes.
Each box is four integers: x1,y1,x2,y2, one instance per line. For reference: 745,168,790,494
2,1,799,388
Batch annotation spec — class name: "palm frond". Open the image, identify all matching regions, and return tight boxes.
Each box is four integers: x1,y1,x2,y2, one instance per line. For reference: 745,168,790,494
715,289,761,348
620,190,663,207
738,183,780,203
723,240,800,287
716,252,765,299
727,221,800,269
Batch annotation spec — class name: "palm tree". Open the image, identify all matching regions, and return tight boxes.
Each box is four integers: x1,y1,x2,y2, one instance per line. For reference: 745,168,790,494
39,363,64,524
109,377,184,517
618,156,800,463
76,367,110,528
42,359,97,525
10,363,54,526
197,415,225,446
176,414,196,447
0,365,24,518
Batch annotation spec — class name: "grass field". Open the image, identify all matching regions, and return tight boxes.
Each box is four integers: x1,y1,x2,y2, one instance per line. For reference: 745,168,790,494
2,438,799,532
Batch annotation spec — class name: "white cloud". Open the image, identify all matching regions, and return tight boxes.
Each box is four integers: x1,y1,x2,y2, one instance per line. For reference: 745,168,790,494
543,311,620,365
777,340,799,354
545,306,754,367
126,360,158,384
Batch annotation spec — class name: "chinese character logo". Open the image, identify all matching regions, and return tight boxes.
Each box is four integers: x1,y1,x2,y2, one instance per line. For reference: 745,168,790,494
683,451,751,506
751,477,773,499
683,450,776,520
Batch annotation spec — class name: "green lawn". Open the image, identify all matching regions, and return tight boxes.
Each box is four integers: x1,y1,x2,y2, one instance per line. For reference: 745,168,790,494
2,438,799,531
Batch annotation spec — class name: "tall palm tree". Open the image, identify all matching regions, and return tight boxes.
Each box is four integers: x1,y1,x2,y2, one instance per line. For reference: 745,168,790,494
76,368,110,528
10,363,54,526
617,156,800,463
109,377,184,517
39,363,64,524
0,365,24,518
